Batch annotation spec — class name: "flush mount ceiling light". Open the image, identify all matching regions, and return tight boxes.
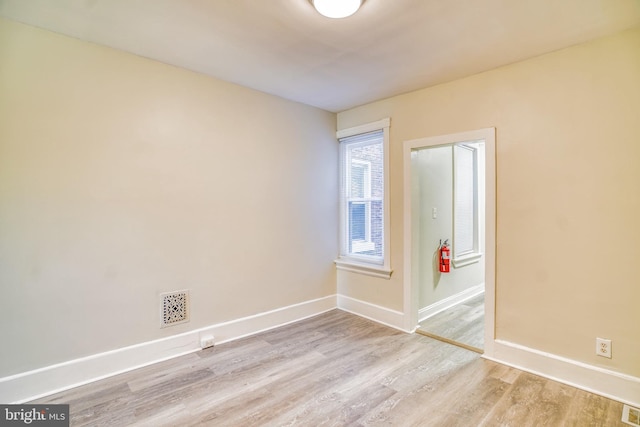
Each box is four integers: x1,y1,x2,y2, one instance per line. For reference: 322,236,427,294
311,0,363,19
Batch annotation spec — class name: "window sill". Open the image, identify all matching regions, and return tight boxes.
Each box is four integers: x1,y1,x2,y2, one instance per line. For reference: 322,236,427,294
452,252,483,268
334,258,393,279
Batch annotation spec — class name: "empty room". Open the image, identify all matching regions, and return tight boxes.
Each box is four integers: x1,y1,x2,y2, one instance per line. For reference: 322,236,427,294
1,0,639,425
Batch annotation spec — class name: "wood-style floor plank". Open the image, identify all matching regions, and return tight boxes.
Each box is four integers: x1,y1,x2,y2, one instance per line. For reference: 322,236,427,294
31,309,627,426
418,292,485,350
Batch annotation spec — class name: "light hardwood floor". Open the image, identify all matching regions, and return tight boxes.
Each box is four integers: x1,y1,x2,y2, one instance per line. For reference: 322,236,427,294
418,293,485,351
33,309,626,426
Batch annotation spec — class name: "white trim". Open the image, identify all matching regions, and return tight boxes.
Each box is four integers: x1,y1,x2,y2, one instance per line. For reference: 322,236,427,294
402,127,496,358
381,121,392,275
452,252,483,268
336,117,390,139
337,294,409,332
334,257,393,279
485,340,640,408
0,295,337,404
418,284,484,323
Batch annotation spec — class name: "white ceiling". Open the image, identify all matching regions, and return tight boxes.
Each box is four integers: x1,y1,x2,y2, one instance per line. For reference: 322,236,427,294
2,0,639,112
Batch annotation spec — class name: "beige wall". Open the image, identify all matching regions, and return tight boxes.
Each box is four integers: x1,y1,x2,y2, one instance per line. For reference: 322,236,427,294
0,18,337,376
338,27,640,377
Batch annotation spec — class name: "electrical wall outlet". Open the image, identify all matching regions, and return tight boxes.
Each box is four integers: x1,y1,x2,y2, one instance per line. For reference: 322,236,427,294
596,337,612,358
200,335,215,349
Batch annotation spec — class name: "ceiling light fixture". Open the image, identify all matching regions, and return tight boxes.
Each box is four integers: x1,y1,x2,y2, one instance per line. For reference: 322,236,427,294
312,0,362,19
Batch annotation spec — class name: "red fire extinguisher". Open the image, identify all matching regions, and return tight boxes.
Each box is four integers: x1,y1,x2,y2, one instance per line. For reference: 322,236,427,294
439,239,450,273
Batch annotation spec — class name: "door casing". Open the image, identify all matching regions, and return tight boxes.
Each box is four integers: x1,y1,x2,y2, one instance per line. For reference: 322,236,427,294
402,128,496,358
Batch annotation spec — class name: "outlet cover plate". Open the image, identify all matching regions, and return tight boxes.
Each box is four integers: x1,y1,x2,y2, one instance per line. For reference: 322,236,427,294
596,337,612,358
200,335,215,349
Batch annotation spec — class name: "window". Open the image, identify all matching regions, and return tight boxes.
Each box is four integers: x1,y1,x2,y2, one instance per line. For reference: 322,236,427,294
345,139,379,256
335,118,391,279
453,142,483,266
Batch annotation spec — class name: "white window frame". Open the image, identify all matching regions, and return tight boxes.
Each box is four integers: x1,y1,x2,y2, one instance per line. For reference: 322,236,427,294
334,118,392,279
452,142,483,267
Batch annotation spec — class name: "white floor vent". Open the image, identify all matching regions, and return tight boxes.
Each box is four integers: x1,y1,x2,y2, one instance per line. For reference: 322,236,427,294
160,290,190,328
623,404,640,426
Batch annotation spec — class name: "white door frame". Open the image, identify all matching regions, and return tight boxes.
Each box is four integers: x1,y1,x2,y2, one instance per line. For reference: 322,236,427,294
402,128,496,358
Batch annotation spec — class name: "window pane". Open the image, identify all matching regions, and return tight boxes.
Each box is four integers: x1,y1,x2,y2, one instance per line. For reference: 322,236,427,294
370,199,383,256
349,202,366,241
454,144,476,256
350,163,366,198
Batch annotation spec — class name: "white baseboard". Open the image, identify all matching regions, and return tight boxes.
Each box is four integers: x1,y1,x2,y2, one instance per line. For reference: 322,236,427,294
337,294,408,332
418,283,484,322
0,294,337,404
485,339,640,408
12,293,635,410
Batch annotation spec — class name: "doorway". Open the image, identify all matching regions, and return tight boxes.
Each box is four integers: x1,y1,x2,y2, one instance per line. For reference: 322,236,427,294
402,128,496,357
